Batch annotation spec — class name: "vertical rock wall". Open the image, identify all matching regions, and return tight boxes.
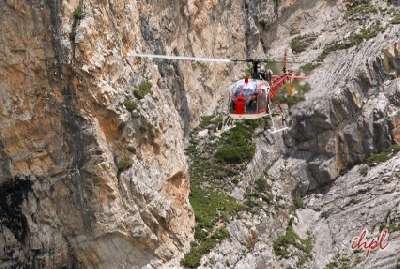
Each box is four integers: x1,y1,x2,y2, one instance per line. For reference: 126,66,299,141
0,0,248,268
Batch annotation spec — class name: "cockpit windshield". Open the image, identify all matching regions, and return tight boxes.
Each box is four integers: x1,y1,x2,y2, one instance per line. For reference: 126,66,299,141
229,79,270,96
229,79,271,115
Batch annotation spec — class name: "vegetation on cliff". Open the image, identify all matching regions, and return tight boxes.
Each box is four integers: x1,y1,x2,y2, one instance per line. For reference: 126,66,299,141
290,33,318,54
366,144,400,165
133,80,153,99
182,115,266,267
273,224,313,267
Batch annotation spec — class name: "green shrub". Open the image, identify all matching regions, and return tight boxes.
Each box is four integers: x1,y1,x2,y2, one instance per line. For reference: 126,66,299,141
255,177,267,193
318,23,383,62
293,195,304,209
184,186,236,267
358,165,369,176
211,227,230,240
189,158,238,182
73,5,83,20
242,118,266,131
194,226,208,241
190,185,243,228
231,178,239,184
214,123,256,164
182,238,217,268
290,34,318,54
318,42,353,61
182,227,230,268
124,100,137,111
117,159,132,175
273,226,313,258
199,114,224,129
346,3,377,18
379,223,400,233
391,14,400,24
183,184,240,268
133,81,152,99
215,146,255,164
324,255,352,269
366,144,400,165
349,198,362,205
348,23,383,45
300,62,321,74
244,197,262,210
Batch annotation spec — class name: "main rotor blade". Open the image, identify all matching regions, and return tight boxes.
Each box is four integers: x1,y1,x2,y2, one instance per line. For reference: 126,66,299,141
131,53,232,63
131,53,322,65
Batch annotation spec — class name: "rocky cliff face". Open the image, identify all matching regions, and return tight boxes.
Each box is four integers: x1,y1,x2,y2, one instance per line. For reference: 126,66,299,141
0,1,200,268
1,0,399,269
180,1,400,269
0,0,272,268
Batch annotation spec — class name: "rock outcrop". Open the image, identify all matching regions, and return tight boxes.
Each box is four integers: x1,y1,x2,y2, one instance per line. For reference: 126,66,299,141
0,0,280,268
0,1,199,268
182,1,400,269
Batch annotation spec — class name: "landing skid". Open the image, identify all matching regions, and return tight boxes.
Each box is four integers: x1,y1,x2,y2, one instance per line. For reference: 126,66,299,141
229,113,268,120
268,126,290,134
229,112,290,134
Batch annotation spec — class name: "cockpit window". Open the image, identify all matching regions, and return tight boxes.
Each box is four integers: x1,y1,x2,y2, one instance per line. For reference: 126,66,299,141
229,79,270,96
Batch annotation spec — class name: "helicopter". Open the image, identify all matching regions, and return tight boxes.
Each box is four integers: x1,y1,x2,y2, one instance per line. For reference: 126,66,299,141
131,50,310,134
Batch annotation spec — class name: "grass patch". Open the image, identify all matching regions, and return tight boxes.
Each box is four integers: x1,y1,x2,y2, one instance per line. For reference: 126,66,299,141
183,115,263,267
358,165,369,176
300,62,321,74
290,34,318,54
255,177,268,193
391,14,400,24
186,117,261,185
190,185,243,228
199,114,224,129
211,227,230,240
123,100,138,112
214,122,257,164
133,81,152,99
273,225,313,259
318,42,354,61
182,237,217,268
346,3,377,18
379,213,400,233
182,185,241,268
318,22,384,62
117,158,132,175
182,227,230,268
73,5,84,20
348,22,383,45
380,223,400,233
366,144,400,165
349,198,362,205
190,158,238,181
293,195,304,209
325,254,352,269
344,0,370,9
